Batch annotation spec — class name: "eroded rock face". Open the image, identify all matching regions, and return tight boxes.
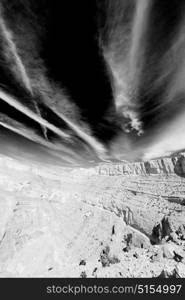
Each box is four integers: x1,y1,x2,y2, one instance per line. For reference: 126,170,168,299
97,153,185,176
173,155,185,177
0,154,185,277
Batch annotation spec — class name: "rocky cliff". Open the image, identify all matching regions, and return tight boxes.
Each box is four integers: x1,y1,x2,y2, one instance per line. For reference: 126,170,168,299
96,153,185,176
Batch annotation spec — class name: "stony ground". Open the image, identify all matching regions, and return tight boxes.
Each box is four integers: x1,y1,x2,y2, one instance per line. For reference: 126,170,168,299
0,155,185,277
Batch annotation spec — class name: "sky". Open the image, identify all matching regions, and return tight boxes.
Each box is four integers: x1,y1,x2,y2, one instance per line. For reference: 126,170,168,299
1,0,185,166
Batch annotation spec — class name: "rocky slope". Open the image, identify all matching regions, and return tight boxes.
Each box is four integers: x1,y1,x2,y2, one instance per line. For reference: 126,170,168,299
0,154,185,277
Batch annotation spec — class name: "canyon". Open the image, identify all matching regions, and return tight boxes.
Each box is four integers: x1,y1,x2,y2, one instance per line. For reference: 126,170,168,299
0,153,185,277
